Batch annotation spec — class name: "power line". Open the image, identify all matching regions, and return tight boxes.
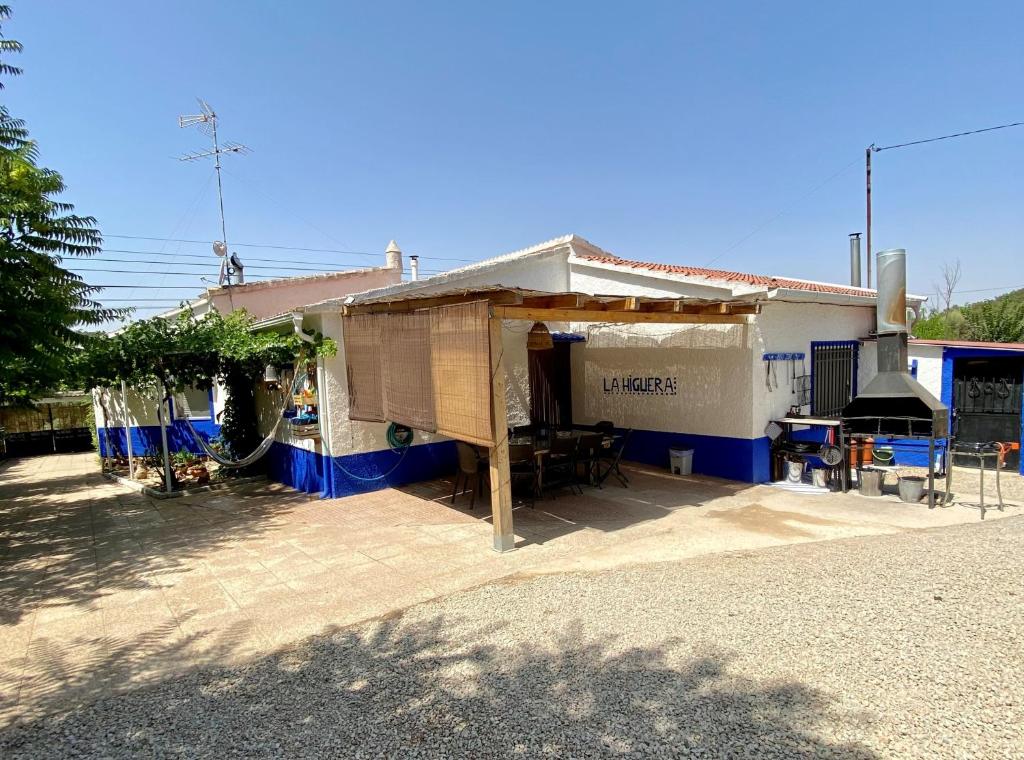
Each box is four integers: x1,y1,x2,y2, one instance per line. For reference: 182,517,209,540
952,283,1024,295
705,157,861,267
77,258,375,274
95,249,400,269
103,234,476,263
873,120,1024,153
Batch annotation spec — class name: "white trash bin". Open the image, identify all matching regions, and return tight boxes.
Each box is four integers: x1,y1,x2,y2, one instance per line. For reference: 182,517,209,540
669,448,694,476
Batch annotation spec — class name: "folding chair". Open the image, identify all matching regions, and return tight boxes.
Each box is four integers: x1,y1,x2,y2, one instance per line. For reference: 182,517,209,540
596,429,632,488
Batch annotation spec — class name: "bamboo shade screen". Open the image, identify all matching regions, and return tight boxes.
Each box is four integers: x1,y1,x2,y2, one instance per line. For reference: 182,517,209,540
381,311,437,431
429,301,494,447
343,314,385,422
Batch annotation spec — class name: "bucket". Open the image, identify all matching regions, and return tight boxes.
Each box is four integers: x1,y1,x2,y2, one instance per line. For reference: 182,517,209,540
785,460,805,483
898,475,926,503
811,469,828,488
669,448,693,476
858,467,884,497
872,446,895,466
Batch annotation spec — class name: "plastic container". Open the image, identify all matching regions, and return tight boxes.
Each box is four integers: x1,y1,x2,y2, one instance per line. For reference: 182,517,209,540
669,448,694,476
858,467,884,497
811,469,828,488
898,475,926,503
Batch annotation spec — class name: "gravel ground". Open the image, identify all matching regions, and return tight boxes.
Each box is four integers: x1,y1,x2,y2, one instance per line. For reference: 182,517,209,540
2,518,1022,759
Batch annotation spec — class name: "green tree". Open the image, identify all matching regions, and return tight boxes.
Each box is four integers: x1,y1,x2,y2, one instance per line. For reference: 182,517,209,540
0,5,122,403
962,299,1024,343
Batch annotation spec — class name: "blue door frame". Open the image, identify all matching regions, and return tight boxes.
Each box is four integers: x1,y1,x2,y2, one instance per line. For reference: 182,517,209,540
941,346,1024,475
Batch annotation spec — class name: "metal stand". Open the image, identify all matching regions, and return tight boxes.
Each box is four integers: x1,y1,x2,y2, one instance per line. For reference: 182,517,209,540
948,441,1005,519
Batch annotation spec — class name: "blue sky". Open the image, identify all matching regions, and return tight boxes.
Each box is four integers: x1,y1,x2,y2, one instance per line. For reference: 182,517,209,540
6,1,1023,318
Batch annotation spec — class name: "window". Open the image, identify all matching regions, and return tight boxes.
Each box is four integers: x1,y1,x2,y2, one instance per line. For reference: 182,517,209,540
177,386,212,420
811,341,858,417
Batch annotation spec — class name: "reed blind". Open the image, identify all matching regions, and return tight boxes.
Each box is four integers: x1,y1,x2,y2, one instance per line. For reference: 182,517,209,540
381,311,437,431
430,301,494,447
342,314,385,422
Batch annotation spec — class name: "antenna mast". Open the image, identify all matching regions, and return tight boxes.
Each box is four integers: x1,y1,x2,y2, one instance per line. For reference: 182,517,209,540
177,99,251,285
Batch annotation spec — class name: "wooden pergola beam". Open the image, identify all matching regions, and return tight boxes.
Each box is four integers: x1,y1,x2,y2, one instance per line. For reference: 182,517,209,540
343,290,524,316
492,306,754,324
520,293,585,309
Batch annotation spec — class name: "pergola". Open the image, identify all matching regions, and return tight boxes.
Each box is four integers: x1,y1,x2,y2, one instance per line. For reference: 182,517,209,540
341,287,758,551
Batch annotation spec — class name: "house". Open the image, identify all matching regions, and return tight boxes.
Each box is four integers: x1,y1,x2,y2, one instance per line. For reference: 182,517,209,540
93,246,406,459
259,234,915,499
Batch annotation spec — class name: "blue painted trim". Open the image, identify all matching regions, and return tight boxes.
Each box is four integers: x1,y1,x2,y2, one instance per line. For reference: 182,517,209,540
97,420,220,458
622,430,771,483
810,340,859,415
941,346,1024,475
551,332,586,343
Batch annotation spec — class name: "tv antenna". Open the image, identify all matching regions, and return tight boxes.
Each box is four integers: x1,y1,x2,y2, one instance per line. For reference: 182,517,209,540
177,98,251,285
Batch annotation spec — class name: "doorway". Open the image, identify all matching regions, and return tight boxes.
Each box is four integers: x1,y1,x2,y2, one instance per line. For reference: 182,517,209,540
528,341,574,428
951,356,1024,470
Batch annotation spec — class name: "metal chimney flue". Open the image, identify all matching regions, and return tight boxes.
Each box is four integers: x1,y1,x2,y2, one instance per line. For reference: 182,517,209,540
849,233,862,288
409,254,419,281
875,248,908,334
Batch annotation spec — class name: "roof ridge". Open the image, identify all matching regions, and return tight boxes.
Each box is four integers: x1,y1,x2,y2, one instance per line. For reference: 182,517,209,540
571,252,877,298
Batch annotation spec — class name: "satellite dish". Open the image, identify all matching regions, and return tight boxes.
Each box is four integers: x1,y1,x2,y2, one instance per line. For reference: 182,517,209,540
213,241,228,257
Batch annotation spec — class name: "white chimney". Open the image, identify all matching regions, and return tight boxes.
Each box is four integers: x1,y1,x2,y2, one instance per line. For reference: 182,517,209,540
385,240,403,272
409,254,419,281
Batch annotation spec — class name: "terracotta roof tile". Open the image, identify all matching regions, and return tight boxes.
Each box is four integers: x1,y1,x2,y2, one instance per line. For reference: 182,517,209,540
574,254,877,298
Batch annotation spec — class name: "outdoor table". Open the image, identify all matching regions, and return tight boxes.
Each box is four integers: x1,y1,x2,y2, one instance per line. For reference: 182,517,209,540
509,430,617,495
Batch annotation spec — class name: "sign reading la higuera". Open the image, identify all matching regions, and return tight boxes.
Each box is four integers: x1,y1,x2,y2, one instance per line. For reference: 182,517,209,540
602,375,679,396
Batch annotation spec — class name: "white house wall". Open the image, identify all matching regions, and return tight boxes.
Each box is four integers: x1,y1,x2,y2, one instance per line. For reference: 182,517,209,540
571,322,753,438
751,301,876,438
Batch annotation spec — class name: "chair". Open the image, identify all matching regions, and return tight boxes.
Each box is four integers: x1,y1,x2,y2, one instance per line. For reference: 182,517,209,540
508,442,539,504
542,435,581,497
452,441,488,509
575,433,604,486
597,428,632,488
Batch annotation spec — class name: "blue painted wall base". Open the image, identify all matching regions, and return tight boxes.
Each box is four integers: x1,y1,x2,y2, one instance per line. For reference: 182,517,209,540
623,430,771,483
266,439,460,499
98,422,219,458
265,428,773,500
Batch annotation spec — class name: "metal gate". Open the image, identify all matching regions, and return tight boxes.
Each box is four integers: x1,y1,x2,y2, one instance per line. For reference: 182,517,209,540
811,341,858,418
952,357,1023,470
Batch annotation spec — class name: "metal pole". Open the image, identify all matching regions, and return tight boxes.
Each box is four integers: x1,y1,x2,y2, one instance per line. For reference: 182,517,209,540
865,146,873,289
212,116,228,248
157,393,174,493
120,380,135,480
47,404,56,453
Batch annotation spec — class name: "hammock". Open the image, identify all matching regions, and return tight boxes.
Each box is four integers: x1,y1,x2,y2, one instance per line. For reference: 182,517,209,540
173,384,290,469
172,356,308,468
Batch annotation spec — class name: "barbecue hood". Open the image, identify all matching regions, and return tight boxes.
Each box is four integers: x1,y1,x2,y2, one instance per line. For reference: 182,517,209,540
841,249,948,438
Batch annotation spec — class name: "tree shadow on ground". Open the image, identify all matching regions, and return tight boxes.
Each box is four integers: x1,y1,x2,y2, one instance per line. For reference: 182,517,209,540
0,458,310,626
0,613,877,758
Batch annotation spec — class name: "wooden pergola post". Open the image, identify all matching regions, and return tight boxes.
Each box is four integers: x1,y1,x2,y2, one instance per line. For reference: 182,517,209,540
487,314,515,552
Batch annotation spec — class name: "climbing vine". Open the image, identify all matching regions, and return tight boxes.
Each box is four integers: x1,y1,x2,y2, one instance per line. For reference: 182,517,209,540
78,308,336,463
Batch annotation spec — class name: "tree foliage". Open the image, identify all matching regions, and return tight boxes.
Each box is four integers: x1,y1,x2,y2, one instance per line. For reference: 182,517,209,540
0,5,123,403
915,261,1024,344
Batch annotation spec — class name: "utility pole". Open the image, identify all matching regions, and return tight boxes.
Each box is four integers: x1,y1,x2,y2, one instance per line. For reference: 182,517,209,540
865,145,874,289
178,99,250,286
